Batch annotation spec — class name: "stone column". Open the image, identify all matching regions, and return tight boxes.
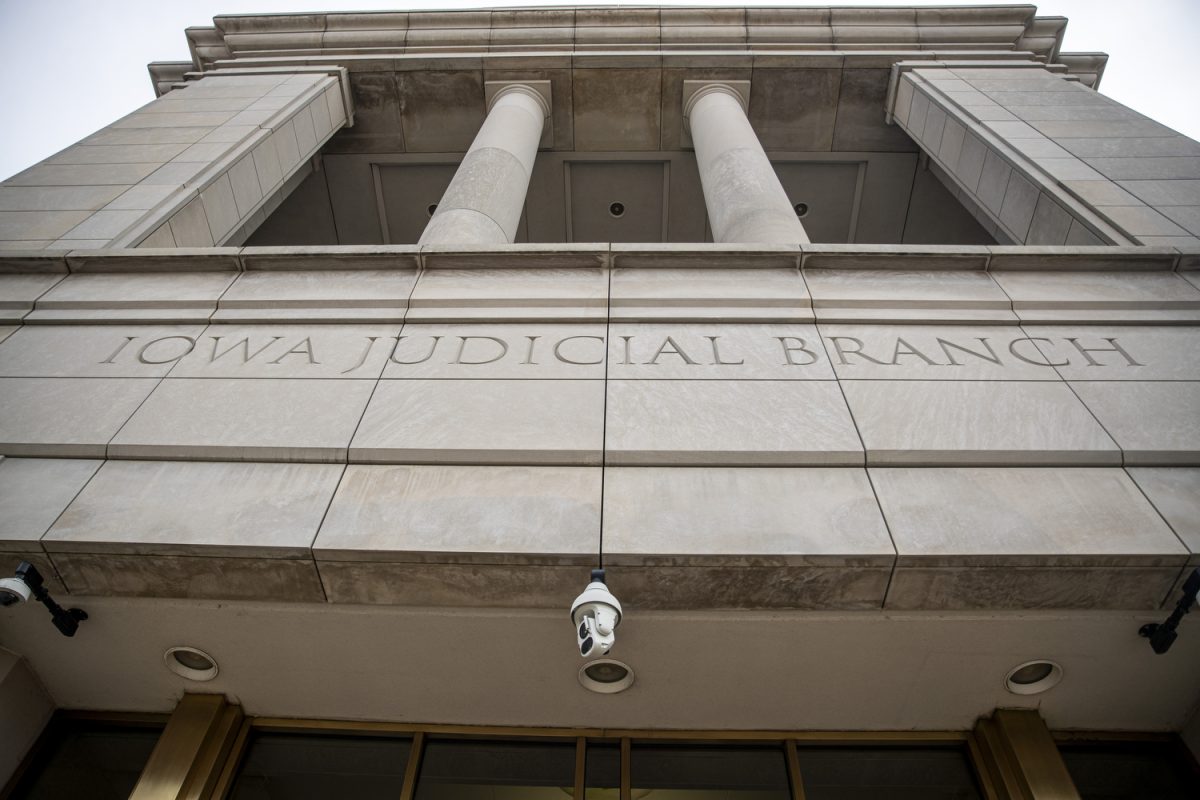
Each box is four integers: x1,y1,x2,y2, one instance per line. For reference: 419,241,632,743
419,84,550,245
684,82,810,244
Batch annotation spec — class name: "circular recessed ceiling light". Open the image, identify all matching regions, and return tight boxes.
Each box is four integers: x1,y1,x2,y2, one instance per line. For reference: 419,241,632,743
579,659,635,694
163,646,219,682
427,203,438,217
1005,660,1062,695
793,202,810,218
609,201,626,218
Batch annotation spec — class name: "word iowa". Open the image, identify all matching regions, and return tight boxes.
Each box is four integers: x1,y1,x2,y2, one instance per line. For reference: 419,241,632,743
98,331,1145,371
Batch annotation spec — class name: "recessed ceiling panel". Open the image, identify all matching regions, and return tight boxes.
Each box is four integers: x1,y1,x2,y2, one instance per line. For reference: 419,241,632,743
377,163,457,244
568,162,666,243
773,162,862,243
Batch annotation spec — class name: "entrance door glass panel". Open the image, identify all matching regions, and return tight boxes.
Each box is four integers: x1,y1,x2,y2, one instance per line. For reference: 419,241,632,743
630,743,792,799
796,746,982,799
415,738,576,799
227,732,411,799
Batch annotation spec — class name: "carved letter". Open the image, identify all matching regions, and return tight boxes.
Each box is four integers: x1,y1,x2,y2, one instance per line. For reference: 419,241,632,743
1065,337,1144,367
937,337,1000,366
209,336,282,363
521,336,540,365
706,336,744,365
618,336,633,365
100,336,136,364
1009,337,1068,367
269,337,319,365
390,336,441,365
776,336,819,366
342,337,383,374
454,336,508,365
137,336,196,365
645,336,698,365
826,336,887,366
554,335,604,365
888,337,940,366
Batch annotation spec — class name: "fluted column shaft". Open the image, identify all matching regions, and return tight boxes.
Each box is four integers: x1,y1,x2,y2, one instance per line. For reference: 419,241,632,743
419,85,548,245
685,84,810,244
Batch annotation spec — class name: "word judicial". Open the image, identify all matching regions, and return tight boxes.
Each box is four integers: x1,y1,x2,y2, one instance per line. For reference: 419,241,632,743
97,330,1146,372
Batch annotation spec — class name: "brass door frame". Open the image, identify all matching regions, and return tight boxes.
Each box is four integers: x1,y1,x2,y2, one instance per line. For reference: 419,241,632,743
15,698,1198,800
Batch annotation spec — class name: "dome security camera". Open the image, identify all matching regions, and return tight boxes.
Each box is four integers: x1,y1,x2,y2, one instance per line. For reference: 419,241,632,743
0,562,88,637
0,576,31,606
571,569,622,658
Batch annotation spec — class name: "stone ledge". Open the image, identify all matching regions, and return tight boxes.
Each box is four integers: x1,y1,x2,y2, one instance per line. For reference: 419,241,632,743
3,456,1196,611
3,244,1193,275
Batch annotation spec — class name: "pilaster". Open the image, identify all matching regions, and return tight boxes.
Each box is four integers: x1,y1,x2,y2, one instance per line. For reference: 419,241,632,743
0,68,353,250
889,62,1200,248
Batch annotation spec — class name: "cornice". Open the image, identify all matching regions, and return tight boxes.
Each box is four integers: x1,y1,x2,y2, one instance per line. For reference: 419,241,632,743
172,6,1102,77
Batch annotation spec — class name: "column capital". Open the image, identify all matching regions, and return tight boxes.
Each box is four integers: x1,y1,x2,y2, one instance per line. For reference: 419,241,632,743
682,80,750,120
485,80,552,120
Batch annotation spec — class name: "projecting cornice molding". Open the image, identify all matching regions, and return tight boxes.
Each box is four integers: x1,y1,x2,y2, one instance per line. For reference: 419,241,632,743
167,6,1103,88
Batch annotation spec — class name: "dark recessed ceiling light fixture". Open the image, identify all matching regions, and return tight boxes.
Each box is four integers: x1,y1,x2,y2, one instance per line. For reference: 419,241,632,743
426,203,438,217
793,202,810,218
609,201,625,218
579,659,635,694
1004,660,1063,695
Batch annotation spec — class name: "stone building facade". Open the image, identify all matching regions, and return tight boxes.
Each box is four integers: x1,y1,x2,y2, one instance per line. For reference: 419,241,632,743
0,5,1198,798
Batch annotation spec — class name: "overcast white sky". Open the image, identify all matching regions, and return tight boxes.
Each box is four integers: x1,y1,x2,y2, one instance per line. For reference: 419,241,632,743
1,0,1198,180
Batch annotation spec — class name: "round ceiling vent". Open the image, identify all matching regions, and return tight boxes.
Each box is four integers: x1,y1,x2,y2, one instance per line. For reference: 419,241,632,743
1004,660,1062,695
163,646,219,682
579,659,635,694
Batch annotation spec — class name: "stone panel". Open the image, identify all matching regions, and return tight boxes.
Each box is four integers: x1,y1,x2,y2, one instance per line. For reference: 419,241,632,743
841,380,1120,465
216,269,417,323
0,378,158,457
169,325,402,379
572,69,662,151
45,460,343,558
805,269,1015,324
350,379,605,465
603,467,893,564
407,267,608,323
1069,381,1200,464
52,552,325,602
821,325,1061,380
1126,468,1200,554
748,68,841,150
0,274,63,321
0,325,208,378
609,267,810,323
318,560,581,607
25,273,235,324
607,324,833,380
605,379,862,465
0,458,102,550
874,467,1183,562
991,271,1200,324
382,324,607,380
314,464,600,563
397,70,486,152
1020,326,1200,381
109,378,375,462
608,564,892,610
